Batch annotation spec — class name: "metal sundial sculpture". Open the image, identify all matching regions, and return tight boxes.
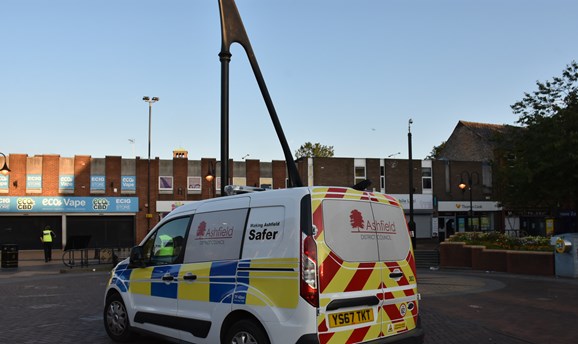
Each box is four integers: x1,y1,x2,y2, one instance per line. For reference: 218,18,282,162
218,0,303,193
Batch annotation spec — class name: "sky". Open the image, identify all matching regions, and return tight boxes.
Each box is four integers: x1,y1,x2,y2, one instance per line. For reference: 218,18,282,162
1,0,577,162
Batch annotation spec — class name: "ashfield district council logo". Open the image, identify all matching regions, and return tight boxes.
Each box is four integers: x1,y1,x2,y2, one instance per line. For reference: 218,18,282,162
196,221,208,238
195,220,234,241
350,209,364,230
349,208,397,241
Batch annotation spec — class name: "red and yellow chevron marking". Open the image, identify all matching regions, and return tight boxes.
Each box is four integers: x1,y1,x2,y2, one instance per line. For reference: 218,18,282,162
310,187,419,343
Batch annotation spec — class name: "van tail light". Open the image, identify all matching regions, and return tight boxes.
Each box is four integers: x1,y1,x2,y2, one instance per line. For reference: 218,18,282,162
300,235,319,307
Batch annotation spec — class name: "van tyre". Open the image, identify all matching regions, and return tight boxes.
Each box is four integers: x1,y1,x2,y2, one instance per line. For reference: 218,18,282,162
104,293,135,342
225,319,270,344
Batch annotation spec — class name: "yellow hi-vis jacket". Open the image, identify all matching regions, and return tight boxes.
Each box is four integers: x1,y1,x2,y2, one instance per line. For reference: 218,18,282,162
42,230,54,243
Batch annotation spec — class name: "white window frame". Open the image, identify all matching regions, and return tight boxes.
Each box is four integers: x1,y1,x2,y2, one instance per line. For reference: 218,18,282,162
159,176,174,191
354,158,366,186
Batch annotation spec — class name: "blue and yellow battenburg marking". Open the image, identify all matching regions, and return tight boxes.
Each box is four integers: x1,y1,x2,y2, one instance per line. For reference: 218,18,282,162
111,258,299,309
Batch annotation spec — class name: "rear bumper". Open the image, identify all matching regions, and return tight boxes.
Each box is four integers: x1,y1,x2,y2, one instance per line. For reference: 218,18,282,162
365,325,424,344
296,325,424,344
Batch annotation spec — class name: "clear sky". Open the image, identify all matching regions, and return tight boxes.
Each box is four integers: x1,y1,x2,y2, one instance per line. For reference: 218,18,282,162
1,0,577,161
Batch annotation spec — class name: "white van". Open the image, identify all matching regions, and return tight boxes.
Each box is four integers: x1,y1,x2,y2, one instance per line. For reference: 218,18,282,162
103,186,424,344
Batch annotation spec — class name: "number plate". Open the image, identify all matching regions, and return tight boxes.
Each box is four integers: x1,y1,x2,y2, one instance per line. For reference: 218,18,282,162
328,308,374,328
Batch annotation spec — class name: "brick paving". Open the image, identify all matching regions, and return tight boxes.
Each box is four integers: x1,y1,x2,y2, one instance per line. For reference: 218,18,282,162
2,250,578,343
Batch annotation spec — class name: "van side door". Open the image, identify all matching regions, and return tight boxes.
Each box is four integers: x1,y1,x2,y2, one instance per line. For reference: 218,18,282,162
127,216,190,340
177,200,249,343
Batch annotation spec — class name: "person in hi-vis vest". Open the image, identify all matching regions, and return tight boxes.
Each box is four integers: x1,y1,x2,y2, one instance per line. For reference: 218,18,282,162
40,226,56,262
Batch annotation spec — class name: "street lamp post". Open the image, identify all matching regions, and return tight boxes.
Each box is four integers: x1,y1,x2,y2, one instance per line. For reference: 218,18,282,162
0,152,11,175
143,96,159,231
459,171,479,232
205,162,215,198
408,119,416,249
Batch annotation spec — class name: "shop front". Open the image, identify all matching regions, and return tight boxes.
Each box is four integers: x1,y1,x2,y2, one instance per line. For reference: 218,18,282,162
438,201,502,233
0,196,138,250
390,194,434,239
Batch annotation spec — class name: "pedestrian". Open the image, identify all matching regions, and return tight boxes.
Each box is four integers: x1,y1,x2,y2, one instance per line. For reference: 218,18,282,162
40,225,56,262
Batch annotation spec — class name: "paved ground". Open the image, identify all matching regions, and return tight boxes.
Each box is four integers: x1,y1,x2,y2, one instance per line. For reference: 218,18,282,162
2,250,578,343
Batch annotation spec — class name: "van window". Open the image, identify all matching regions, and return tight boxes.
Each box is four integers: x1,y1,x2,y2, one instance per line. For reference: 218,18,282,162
322,200,380,262
242,206,285,259
141,216,190,265
183,209,248,263
322,199,411,262
371,202,411,262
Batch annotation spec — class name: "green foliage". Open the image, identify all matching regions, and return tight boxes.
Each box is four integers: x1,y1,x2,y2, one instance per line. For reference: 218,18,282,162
448,232,552,252
295,142,335,159
496,61,578,213
426,141,446,160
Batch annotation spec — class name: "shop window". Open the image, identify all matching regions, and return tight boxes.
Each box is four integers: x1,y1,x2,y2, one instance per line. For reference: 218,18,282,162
422,167,432,194
380,165,385,193
159,176,173,191
187,176,202,192
354,159,366,186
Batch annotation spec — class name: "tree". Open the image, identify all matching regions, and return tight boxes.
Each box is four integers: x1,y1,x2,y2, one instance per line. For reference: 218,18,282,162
497,61,578,223
426,141,446,160
295,142,335,159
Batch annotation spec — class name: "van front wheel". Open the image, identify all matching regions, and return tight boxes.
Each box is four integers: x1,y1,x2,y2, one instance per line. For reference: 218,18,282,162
104,293,135,342
225,319,270,344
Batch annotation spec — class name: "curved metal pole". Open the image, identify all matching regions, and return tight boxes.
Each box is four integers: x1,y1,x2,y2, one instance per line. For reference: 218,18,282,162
218,0,303,191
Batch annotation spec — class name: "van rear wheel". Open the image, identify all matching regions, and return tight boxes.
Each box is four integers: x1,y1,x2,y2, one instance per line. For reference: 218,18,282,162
225,319,270,344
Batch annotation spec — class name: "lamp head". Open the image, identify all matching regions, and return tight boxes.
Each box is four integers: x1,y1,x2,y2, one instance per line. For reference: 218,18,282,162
0,153,10,175
152,97,159,102
0,164,10,175
143,96,150,101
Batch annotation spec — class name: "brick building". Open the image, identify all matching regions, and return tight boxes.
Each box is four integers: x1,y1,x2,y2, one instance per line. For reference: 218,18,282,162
0,121,517,251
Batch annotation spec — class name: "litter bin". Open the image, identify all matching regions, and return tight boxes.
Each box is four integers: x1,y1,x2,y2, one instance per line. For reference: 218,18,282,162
553,233,578,278
1,244,19,268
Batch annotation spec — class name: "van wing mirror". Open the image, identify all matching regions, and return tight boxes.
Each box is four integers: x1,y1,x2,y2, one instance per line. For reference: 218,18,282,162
128,246,146,268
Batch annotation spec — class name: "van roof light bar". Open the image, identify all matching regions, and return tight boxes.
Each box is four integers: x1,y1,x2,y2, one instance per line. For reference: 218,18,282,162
224,185,268,195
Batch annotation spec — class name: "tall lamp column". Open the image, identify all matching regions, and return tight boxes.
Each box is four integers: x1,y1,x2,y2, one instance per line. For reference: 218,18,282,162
459,171,479,232
143,96,159,231
205,162,215,199
408,119,416,249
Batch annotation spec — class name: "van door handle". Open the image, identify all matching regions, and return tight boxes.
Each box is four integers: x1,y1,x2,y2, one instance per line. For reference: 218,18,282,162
162,273,175,282
183,273,197,281
389,272,403,279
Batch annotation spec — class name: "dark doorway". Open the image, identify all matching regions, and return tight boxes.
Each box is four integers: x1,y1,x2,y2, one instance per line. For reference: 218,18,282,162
66,216,134,248
0,216,62,249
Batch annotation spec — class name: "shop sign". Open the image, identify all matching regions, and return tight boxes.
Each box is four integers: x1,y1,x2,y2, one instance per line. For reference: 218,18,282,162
0,196,138,213
122,176,136,191
0,175,8,190
26,174,42,190
59,175,75,190
389,194,433,210
438,201,502,212
91,175,106,191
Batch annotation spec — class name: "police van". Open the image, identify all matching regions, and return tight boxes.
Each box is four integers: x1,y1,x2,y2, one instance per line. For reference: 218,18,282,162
103,186,424,344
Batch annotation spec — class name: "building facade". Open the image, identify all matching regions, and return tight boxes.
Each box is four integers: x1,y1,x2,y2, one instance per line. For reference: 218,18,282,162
0,150,290,250
0,150,504,250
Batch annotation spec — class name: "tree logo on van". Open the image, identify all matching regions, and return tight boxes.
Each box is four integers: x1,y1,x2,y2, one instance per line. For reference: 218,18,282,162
196,221,207,237
350,209,364,230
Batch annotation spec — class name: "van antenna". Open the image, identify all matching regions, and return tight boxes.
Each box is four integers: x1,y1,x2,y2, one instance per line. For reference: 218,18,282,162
218,0,303,192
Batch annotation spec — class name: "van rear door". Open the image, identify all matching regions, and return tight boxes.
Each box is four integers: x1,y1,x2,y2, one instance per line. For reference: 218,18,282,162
311,187,418,343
